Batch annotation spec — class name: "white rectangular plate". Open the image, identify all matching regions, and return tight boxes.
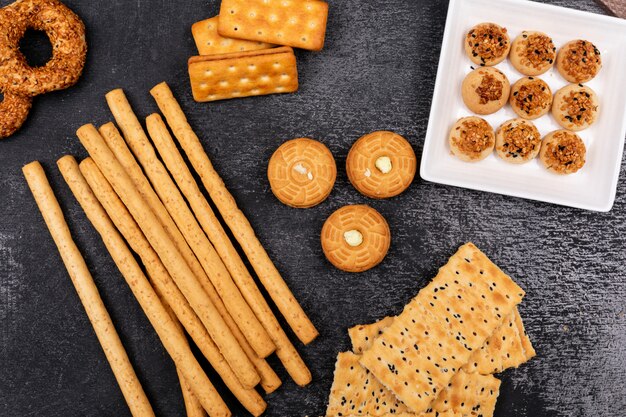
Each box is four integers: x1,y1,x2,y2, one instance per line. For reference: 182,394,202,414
420,0,626,212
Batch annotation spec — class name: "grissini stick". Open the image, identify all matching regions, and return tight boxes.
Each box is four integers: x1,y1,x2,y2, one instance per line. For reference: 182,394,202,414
147,113,312,386
79,158,268,414
75,124,259,389
105,89,274,359
150,82,318,345
164,296,206,417
97,125,280,393
22,161,155,417
57,156,230,417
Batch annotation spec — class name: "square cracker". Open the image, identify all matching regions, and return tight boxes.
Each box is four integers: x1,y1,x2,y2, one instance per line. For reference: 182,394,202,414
218,0,329,51
359,243,524,413
326,352,498,417
188,46,298,102
192,16,275,55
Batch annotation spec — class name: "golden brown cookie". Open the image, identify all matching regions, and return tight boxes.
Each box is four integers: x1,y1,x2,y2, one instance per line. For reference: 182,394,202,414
495,119,541,164
268,137,336,208
462,67,510,115
509,31,556,76
449,116,495,162
509,76,552,120
346,131,416,199
321,205,391,273
539,130,586,175
556,40,602,83
464,23,510,66
552,83,599,131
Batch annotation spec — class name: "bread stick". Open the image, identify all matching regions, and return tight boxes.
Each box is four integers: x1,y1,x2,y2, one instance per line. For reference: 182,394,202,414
57,155,230,417
76,124,259,390
79,158,268,414
104,89,274,360
150,82,318,345
147,113,312,386
97,124,280,393
161,293,206,417
22,161,155,417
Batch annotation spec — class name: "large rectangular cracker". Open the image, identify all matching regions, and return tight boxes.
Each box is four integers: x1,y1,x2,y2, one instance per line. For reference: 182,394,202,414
192,16,275,55
325,352,499,417
349,307,534,375
359,243,525,413
218,0,329,51
188,46,298,102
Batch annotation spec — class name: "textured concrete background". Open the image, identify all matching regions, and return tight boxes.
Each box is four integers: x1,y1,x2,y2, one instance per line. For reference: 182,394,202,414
1,0,625,416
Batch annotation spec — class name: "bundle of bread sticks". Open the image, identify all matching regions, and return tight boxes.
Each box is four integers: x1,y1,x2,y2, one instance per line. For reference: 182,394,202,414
22,82,318,417
188,0,329,102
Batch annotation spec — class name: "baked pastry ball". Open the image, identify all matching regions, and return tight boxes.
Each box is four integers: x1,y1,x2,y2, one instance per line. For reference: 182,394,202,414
509,31,556,76
267,138,336,208
321,205,391,273
495,119,541,164
449,116,495,162
346,131,416,199
552,84,599,131
556,39,602,83
539,130,586,175
461,67,510,115
509,77,552,120
465,23,511,66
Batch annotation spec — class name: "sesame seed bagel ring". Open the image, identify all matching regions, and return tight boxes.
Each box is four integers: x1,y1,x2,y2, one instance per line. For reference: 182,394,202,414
0,0,87,97
0,88,32,139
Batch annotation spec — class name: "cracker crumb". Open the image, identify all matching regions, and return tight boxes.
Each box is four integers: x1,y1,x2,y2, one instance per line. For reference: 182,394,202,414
513,79,551,117
560,89,596,127
364,168,371,177
544,131,586,174
562,40,601,82
475,73,503,104
519,32,555,69
467,23,509,64
454,119,494,158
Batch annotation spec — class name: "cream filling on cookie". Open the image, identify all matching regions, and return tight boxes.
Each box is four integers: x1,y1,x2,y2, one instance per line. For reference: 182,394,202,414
375,156,392,174
344,230,364,247
293,163,314,180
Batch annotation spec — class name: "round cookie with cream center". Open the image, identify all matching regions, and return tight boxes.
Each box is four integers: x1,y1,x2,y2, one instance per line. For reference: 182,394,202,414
449,116,495,162
495,119,541,164
556,39,602,83
539,130,586,175
509,76,552,120
461,67,510,115
346,131,416,199
268,137,336,208
509,31,556,76
552,84,599,131
321,205,391,273
464,23,510,66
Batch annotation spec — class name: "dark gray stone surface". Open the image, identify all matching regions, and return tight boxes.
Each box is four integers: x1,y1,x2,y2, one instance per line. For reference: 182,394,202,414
1,0,625,416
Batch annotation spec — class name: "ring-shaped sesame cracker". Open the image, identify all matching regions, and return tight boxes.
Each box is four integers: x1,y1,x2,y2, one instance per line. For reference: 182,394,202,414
0,0,87,97
0,87,32,139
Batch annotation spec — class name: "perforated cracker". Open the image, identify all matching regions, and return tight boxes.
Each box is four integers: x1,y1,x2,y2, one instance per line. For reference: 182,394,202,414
514,308,536,361
351,309,533,376
192,16,275,55
326,352,496,417
428,369,501,417
359,243,524,413
188,46,298,102
461,308,527,374
349,317,395,354
218,0,329,51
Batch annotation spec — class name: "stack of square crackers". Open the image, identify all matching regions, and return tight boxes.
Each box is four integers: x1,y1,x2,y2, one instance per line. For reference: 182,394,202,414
326,243,535,417
188,0,329,102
